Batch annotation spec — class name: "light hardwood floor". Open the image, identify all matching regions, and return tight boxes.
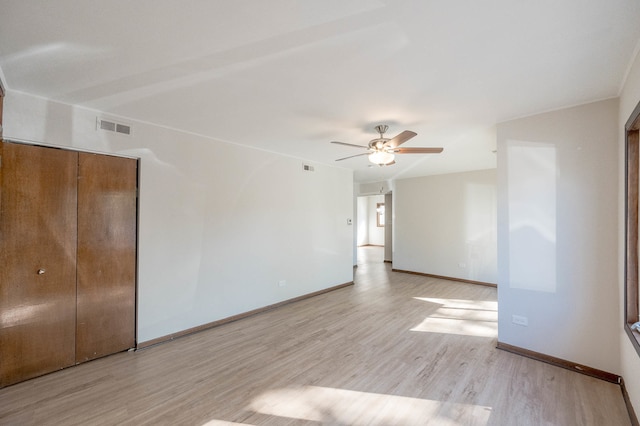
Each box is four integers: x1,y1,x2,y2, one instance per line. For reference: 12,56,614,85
0,247,631,425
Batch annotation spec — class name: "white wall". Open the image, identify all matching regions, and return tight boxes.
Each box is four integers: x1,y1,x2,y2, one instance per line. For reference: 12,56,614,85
394,170,497,284
356,196,369,246
367,195,385,246
619,50,640,413
4,90,354,343
496,98,619,374
359,181,391,196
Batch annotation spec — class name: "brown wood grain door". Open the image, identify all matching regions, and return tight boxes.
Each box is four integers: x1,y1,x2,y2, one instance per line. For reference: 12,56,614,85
0,142,78,387
76,153,137,363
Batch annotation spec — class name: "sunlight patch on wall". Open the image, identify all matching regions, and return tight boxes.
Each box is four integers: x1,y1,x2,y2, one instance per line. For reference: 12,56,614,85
411,297,497,337
248,385,491,425
464,182,497,282
506,140,557,292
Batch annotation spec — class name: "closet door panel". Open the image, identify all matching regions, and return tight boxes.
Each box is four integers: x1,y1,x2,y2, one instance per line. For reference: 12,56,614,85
76,153,137,362
0,142,78,387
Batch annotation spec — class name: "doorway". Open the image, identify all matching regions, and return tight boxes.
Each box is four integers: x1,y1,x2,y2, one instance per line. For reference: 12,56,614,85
356,193,392,264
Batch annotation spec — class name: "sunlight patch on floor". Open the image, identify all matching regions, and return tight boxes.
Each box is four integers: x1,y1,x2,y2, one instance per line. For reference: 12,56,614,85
414,297,497,311
201,420,254,426
411,297,497,337
248,385,492,425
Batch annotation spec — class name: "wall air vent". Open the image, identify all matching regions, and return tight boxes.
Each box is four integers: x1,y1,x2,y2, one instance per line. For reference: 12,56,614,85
99,119,116,132
97,118,132,136
116,124,131,135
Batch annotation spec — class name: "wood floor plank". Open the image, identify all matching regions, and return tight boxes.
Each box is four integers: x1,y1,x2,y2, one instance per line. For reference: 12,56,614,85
0,247,631,425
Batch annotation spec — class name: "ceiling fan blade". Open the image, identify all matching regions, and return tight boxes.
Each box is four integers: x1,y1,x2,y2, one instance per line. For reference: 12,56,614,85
394,147,444,154
386,130,417,148
331,141,369,149
335,152,370,161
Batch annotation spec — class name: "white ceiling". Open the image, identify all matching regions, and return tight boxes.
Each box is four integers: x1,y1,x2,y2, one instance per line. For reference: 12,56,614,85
2,0,640,182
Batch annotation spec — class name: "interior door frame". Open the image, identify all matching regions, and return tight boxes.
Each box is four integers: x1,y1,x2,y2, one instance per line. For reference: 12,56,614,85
0,80,4,138
384,192,393,263
625,102,640,357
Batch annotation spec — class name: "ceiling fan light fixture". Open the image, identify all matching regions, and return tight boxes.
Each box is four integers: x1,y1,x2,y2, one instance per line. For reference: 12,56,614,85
369,151,395,166
331,125,442,165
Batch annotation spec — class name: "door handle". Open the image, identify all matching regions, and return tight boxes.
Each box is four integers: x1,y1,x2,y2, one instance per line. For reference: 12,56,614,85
37,269,45,275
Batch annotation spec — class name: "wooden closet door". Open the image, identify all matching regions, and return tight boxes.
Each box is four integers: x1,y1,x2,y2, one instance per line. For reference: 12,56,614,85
76,153,137,362
0,142,78,387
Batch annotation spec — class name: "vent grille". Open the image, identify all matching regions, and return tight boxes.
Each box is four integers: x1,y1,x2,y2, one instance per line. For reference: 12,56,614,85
99,120,116,132
116,124,131,135
97,118,132,135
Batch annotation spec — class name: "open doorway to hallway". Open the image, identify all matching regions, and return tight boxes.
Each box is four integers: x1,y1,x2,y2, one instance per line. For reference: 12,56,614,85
356,195,385,247
356,194,389,264
357,245,384,266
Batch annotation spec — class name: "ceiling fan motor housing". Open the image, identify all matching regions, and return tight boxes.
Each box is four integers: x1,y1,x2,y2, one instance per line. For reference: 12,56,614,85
369,138,390,151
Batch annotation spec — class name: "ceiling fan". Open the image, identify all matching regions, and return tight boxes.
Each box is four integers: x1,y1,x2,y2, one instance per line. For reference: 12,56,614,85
331,125,443,166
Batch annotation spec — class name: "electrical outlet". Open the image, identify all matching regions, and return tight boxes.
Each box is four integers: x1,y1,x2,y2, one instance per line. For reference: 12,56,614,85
458,262,466,268
278,280,286,287
512,315,528,326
